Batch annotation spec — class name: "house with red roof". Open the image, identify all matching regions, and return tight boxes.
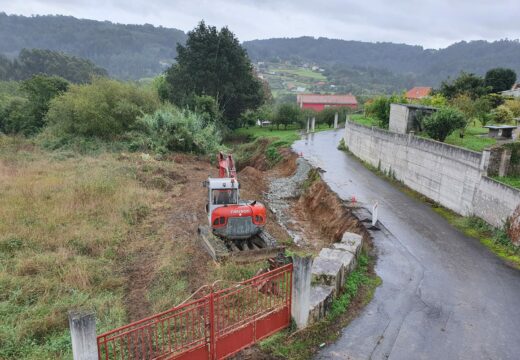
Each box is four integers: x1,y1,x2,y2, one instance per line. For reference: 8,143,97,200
405,87,432,100
296,94,358,111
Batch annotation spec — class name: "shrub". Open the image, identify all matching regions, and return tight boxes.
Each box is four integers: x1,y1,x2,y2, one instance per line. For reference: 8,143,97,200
45,77,159,139
490,105,514,124
504,99,520,117
0,96,35,135
130,105,222,154
423,107,466,142
365,94,407,128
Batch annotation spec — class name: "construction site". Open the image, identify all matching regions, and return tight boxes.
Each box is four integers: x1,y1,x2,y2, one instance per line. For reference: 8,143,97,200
75,135,376,360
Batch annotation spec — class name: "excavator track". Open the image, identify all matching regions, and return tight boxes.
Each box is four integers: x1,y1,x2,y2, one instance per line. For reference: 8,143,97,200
198,226,284,263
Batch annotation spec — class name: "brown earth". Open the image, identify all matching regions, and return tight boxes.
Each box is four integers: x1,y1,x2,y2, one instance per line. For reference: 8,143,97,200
119,155,215,321
120,150,295,321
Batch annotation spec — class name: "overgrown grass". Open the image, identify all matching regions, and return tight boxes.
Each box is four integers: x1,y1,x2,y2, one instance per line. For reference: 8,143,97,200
491,176,520,190
260,253,380,359
0,136,164,358
349,114,379,127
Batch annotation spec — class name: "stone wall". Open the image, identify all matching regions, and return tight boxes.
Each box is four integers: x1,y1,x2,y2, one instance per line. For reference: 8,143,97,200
344,121,520,227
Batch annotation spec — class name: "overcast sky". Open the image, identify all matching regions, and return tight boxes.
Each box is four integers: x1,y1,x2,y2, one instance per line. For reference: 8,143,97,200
2,0,519,48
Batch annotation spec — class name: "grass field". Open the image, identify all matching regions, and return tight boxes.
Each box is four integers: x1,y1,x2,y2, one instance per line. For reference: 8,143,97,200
0,135,288,358
275,68,327,81
444,121,496,152
349,114,379,127
492,176,520,189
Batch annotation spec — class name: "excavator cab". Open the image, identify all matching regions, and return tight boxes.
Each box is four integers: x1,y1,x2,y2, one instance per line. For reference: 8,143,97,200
203,153,267,240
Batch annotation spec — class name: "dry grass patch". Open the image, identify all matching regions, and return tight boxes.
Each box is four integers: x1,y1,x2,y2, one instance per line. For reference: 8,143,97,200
0,136,161,359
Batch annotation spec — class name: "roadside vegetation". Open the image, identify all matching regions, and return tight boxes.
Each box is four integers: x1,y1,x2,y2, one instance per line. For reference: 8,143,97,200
259,253,381,359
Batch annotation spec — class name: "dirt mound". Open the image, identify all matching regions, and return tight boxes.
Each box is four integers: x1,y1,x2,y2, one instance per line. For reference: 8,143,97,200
240,166,264,179
287,168,366,250
508,205,520,246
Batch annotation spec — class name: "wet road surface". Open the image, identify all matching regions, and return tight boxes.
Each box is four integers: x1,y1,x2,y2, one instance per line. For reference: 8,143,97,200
292,130,520,360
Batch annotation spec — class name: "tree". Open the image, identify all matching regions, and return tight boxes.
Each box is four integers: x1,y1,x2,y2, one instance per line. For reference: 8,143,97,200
0,96,34,135
423,107,466,142
162,22,265,129
317,107,349,127
485,68,517,93
438,72,491,100
21,74,69,132
0,49,107,83
274,103,301,129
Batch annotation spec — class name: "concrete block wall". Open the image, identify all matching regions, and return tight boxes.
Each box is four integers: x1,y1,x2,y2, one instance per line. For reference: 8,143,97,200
473,176,520,227
344,121,520,228
389,103,410,134
308,232,364,324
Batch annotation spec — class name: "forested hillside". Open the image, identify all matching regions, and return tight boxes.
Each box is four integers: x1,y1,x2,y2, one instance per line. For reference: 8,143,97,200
0,13,186,79
0,49,107,83
244,37,520,86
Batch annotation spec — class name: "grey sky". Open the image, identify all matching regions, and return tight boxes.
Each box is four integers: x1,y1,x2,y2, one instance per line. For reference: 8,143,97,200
1,0,519,48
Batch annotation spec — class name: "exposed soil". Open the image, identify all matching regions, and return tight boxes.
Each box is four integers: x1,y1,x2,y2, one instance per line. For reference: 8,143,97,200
119,149,295,321
119,155,215,321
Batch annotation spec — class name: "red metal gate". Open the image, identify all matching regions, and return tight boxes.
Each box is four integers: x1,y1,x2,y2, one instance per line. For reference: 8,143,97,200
97,263,292,360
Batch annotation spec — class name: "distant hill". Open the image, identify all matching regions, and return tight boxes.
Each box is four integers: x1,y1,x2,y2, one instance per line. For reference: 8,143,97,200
0,13,187,79
0,48,108,83
243,37,520,87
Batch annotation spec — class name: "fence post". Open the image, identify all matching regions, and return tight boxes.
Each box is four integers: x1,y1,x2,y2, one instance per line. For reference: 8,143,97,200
208,290,216,360
334,112,339,129
69,311,97,360
311,117,316,132
291,255,313,329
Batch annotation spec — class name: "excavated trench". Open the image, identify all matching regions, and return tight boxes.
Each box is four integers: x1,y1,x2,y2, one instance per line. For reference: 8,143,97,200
263,152,371,253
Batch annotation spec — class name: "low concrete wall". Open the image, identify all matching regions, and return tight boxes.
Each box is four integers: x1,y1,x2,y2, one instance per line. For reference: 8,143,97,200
344,121,520,227
473,176,520,228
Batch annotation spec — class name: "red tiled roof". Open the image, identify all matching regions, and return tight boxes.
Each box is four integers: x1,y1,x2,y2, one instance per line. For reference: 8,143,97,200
405,87,432,99
297,94,357,105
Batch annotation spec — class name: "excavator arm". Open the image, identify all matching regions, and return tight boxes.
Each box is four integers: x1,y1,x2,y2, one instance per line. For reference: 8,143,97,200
217,152,237,179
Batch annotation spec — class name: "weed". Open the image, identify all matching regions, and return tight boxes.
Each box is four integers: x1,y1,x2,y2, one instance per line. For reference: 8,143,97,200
259,252,380,360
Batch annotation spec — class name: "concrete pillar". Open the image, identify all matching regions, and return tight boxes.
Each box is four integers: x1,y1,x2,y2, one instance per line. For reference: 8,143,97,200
306,118,310,133
291,255,313,329
345,114,350,127
481,149,491,174
499,148,512,177
334,112,339,129
69,311,97,360
311,117,316,132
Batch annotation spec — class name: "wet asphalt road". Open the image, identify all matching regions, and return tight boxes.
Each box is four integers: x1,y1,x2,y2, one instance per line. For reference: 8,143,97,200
292,130,520,360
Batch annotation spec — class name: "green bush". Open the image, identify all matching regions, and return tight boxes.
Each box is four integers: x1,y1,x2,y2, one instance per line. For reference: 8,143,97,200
365,94,407,128
423,107,466,142
0,96,35,135
490,105,514,124
130,105,222,154
45,77,159,139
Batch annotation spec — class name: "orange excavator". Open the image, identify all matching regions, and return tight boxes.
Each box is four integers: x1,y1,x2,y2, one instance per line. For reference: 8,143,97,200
198,152,280,261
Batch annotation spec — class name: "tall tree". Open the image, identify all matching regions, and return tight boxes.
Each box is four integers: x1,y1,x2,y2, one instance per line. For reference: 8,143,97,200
162,22,265,128
438,72,491,100
485,68,517,93
21,74,69,131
